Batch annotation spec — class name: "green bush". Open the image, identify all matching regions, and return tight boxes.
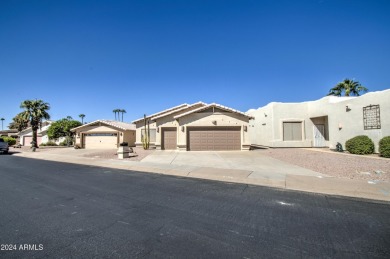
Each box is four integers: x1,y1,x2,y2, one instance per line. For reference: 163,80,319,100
1,136,16,146
41,141,58,146
345,135,374,155
379,136,390,158
59,139,73,146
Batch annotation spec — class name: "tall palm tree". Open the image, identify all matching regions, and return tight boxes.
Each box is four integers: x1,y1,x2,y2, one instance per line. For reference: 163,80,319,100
328,79,368,97
0,118,4,130
20,99,50,148
66,116,73,120
119,109,126,122
79,114,86,124
8,112,29,132
113,109,119,120
113,109,122,121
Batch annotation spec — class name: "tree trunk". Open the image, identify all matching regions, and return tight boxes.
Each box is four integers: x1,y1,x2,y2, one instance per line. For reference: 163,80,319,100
32,126,38,148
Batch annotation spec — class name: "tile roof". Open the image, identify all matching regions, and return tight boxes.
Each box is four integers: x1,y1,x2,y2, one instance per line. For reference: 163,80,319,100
71,120,135,131
132,103,189,123
150,102,207,120
173,103,254,119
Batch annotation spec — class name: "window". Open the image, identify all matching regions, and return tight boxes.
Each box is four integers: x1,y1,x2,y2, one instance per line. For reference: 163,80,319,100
283,122,302,141
141,128,156,142
363,105,381,130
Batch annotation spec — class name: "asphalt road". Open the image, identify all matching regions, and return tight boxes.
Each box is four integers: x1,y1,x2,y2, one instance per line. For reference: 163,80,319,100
0,155,389,258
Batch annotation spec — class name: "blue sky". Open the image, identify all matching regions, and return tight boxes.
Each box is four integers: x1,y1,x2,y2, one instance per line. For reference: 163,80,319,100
1,0,389,128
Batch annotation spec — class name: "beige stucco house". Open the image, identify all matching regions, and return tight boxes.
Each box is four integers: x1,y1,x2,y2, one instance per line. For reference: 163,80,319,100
132,102,253,151
247,89,390,152
72,120,136,149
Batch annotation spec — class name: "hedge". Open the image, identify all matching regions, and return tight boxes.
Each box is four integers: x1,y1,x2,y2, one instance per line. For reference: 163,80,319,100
345,135,375,155
379,136,390,158
1,136,16,146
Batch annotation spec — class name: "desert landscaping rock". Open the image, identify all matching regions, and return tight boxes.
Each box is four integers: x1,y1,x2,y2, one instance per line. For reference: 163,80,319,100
261,148,390,182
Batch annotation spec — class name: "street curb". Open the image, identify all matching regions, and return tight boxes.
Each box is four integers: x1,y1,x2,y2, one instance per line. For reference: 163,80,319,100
11,152,390,202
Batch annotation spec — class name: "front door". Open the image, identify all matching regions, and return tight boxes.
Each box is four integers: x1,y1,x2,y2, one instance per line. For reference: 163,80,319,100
313,124,325,147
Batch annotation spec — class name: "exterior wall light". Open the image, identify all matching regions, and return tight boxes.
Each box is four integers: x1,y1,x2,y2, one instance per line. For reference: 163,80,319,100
157,127,159,133
346,106,351,112
338,123,343,130
181,126,185,132
243,126,247,132
212,120,217,125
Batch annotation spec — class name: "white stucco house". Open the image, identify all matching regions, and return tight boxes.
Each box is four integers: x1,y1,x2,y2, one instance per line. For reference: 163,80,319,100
132,102,253,151
247,89,390,152
19,120,53,146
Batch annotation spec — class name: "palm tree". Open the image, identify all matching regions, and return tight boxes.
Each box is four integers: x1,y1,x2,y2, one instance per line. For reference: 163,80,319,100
119,109,126,122
113,109,122,121
79,114,86,124
113,109,119,120
20,99,50,148
328,79,368,97
0,118,4,130
8,112,29,132
66,116,73,120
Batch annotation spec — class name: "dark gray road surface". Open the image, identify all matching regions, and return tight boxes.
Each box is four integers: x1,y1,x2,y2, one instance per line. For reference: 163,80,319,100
0,155,389,258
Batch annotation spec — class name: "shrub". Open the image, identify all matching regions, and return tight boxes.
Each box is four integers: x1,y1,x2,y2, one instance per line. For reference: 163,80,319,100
59,140,73,146
1,136,16,146
379,136,390,158
345,135,374,155
41,141,58,146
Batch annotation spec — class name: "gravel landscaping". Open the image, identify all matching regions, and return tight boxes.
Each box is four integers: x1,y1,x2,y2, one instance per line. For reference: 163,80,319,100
82,147,155,161
259,148,390,182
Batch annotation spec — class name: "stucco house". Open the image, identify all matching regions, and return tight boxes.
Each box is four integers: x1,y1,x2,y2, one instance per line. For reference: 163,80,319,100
132,102,253,151
247,89,390,152
72,120,136,149
19,120,53,146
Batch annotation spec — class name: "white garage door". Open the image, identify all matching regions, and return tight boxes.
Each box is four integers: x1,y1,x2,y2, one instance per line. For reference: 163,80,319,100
84,133,118,149
23,136,42,146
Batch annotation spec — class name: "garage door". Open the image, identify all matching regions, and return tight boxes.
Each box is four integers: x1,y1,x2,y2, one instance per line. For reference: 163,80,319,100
84,133,118,149
188,127,241,151
162,128,177,150
23,136,42,146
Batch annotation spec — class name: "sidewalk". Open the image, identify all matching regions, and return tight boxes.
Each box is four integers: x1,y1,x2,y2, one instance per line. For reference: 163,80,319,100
13,150,390,202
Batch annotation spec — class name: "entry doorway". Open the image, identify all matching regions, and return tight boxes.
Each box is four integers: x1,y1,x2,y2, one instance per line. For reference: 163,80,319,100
313,124,326,147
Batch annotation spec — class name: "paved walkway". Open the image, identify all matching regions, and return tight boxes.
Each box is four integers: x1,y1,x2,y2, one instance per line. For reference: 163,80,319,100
11,149,390,202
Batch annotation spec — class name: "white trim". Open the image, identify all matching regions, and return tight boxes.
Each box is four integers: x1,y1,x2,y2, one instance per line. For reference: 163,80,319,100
174,103,254,119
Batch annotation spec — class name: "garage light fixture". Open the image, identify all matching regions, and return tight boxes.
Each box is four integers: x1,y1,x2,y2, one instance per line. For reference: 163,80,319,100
157,127,159,133
243,126,247,132
346,105,351,112
181,126,185,132
212,120,217,125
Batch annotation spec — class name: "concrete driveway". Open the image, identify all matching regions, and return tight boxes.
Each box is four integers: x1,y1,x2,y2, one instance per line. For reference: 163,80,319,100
141,150,324,178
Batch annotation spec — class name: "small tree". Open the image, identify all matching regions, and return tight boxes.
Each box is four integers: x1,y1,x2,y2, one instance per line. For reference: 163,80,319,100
47,118,82,146
0,118,4,130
